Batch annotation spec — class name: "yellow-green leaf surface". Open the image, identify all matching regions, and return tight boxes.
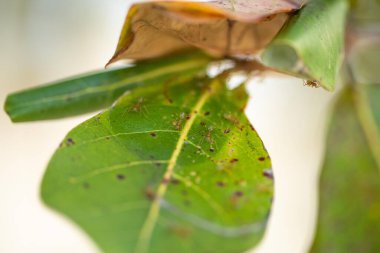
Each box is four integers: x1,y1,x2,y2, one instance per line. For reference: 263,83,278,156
310,86,380,252
262,0,349,91
4,51,211,122
41,77,273,253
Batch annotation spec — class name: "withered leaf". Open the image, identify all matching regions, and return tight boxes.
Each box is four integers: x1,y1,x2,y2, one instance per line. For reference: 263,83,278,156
108,0,304,64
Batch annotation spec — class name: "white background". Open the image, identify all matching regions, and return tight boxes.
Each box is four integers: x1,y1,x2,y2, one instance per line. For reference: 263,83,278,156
0,1,336,252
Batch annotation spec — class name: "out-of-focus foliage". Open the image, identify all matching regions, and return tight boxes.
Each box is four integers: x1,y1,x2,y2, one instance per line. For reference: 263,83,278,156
310,86,380,252
349,40,380,84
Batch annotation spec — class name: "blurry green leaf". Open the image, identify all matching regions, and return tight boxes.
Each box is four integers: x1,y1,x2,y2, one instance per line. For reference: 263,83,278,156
4,51,211,122
310,86,380,252
349,40,380,84
41,77,273,253
350,0,380,25
262,0,349,91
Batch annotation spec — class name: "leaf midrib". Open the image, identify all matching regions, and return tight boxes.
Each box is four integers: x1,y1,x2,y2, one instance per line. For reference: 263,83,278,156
134,80,217,253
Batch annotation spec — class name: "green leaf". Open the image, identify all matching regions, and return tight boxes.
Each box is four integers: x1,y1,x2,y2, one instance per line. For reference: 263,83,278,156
4,50,211,122
41,76,273,253
349,40,380,85
261,0,349,91
310,86,380,252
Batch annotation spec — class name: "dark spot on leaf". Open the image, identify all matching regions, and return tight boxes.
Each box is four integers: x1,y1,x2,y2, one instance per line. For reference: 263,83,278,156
185,115,191,120
82,182,90,189
116,174,125,181
150,132,157,138
204,111,210,116
66,138,75,146
171,179,180,185
200,121,206,126
169,225,192,238
224,129,231,134
249,124,256,131
230,158,239,163
230,191,244,205
155,162,162,168
258,157,266,161
144,187,155,201
209,148,215,152
216,181,225,187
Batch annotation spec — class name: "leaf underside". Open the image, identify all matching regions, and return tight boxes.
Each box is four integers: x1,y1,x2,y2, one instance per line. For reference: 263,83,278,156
262,0,349,91
41,76,273,253
4,51,211,122
310,85,380,252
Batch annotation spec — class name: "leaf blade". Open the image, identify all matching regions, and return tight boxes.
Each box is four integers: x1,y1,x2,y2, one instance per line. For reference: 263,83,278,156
4,50,211,122
41,77,273,253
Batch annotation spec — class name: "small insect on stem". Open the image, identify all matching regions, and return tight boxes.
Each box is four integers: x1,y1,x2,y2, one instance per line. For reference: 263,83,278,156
303,80,320,88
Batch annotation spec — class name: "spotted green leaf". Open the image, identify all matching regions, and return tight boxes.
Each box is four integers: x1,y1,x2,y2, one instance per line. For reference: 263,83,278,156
310,85,380,252
41,76,273,253
4,50,211,122
261,0,349,91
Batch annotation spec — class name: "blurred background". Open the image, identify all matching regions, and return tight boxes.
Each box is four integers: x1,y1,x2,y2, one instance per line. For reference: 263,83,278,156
0,1,336,252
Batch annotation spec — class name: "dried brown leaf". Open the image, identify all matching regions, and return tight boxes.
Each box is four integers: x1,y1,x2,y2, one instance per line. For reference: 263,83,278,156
108,0,304,64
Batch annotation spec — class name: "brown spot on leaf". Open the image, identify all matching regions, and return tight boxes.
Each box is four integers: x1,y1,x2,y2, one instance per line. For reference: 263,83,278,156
116,174,125,181
66,138,75,146
82,182,90,189
144,186,155,200
224,129,231,134
216,181,225,187
171,179,180,185
204,111,210,116
258,156,266,161
169,225,192,239
230,191,244,205
230,158,239,163
150,132,157,137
